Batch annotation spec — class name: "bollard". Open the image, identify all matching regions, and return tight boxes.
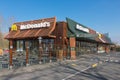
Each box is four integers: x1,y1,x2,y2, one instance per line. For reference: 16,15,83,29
92,63,98,68
71,63,77,66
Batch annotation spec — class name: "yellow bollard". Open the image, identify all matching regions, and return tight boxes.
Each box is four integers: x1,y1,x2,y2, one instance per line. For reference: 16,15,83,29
92,63,98,68
71,64,77,66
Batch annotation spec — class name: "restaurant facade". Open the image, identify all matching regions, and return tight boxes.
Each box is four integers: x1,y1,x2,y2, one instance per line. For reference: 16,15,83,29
5,17,112,68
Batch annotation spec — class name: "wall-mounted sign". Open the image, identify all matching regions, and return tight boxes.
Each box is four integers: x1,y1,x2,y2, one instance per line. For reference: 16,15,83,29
76,24,89,33
20,22,50,30
11,24,17,31
96,32,102,38
98,33,102,38
96,32,106,43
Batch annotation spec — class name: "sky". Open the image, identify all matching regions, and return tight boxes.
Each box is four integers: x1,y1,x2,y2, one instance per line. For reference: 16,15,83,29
0,0,120,44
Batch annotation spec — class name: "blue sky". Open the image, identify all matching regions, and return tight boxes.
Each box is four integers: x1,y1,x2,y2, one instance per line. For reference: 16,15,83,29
0,0,120,44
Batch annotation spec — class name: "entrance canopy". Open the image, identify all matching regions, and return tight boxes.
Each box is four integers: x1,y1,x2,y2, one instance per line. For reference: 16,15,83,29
5,17,56,39
66,18,112,44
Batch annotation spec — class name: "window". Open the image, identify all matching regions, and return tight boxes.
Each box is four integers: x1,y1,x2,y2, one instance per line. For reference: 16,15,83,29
16,40,25,52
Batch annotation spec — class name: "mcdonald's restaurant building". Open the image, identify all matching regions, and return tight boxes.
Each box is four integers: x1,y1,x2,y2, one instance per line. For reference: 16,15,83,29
5,17,112,68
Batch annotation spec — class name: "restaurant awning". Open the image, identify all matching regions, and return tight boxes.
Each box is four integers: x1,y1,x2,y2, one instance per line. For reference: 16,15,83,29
5,17,56,39
66,17,112,44
66,18,97,40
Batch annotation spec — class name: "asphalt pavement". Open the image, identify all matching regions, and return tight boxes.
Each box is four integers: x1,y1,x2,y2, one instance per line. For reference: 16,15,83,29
0,52,120,80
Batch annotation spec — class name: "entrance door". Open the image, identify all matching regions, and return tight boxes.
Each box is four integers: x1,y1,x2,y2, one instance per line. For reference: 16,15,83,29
41,39,54,63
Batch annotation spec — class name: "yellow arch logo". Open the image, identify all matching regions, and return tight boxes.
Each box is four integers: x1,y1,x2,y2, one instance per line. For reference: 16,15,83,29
11,24,17,31
98,33,102,38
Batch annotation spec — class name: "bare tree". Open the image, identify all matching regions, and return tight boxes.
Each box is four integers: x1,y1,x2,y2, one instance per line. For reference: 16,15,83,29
0,16,15,49
0,15,4,48
9,16,15,27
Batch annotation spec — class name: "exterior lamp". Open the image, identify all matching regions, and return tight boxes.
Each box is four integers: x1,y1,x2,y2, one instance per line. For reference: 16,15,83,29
59,36,62,39
38,37,42,44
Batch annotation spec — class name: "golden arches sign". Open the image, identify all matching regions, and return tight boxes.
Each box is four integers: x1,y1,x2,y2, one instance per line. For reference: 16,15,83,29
98,33,102,38
11,24,17,31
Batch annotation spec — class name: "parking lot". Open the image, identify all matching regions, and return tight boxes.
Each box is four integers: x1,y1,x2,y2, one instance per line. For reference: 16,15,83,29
0,52,120,80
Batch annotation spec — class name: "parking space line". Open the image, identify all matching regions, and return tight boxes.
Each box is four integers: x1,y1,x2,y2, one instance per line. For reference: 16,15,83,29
62,66,91,80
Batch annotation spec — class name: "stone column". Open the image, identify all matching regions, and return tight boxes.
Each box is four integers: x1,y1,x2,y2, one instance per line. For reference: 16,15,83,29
63,45,67,60
105,45,110,53
70,37,76,60
25,41,29,66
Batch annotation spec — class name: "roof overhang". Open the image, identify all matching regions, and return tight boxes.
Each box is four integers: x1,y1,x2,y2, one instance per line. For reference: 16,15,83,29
5,17,56,40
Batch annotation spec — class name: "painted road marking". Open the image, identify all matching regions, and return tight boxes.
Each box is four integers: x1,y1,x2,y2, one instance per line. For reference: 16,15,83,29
62,66,91,80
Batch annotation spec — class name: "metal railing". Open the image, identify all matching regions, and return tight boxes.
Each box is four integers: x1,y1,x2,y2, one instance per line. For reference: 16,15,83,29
0,44,99,69
0,55,9,70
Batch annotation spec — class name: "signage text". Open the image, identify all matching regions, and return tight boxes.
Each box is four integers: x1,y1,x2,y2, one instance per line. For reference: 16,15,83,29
20,22,50,30
76,24,89,33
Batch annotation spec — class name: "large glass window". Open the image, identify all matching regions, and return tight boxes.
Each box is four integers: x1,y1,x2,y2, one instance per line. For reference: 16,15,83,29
40,39,54,63
29,40,39,51
28,40,39,59
76,41,97,56
42,39,54,52
16,40,25,52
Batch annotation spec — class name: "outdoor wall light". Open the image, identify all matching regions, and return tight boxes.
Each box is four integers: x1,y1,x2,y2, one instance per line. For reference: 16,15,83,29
38,37,42,43
59,36,62,39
